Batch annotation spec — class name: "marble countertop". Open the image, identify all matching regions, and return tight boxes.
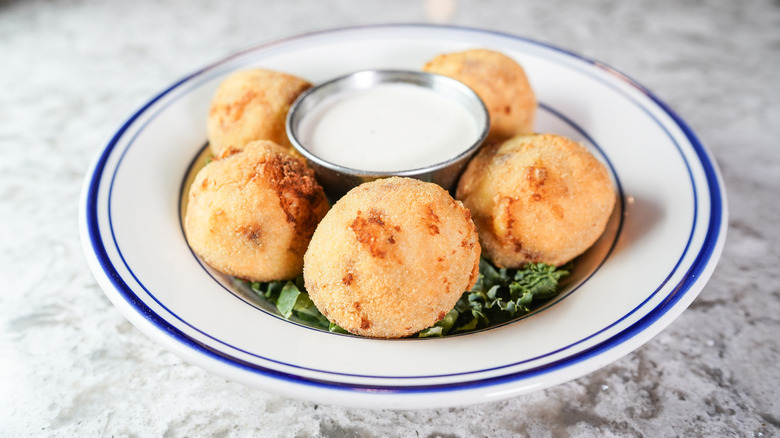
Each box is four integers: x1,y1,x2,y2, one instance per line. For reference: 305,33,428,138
2,0,778,436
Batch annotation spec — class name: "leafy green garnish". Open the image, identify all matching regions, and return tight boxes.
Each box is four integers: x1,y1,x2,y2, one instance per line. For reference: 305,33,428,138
276,281,303,318
247,278,334,330
417,260,570,337
244,258,570,337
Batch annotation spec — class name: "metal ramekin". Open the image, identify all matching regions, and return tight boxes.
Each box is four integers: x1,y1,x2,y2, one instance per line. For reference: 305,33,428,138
286,69,489,198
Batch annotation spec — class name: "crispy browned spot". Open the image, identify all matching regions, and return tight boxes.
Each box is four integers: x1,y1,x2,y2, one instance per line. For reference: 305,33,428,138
342,272,354,285
425,204,441,235
506,235,542,262
360,317,370,329
238,225,263,245
207,209,226,235
219,89,259,125
443,278,452,293
532,193,542,201
502,198,522,252
469,260,480,286
551,204,564,219
350,208,398,259
353,302,361,310
525,166,547,189
217,147,242,159
262,153,327,252
437,311,446,321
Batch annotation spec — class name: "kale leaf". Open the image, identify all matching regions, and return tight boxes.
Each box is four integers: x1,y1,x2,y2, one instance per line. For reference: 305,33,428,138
416,260,570,337
246,258,570,337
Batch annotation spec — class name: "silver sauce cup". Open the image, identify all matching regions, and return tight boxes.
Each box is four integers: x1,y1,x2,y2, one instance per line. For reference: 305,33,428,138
286,70,489,199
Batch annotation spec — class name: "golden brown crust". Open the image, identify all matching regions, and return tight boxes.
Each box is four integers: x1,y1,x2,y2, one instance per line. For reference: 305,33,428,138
456,134,615,268
423,48,536,143
207,69,312,156
184,140,329,282
349,208,401,260
303,177,481,338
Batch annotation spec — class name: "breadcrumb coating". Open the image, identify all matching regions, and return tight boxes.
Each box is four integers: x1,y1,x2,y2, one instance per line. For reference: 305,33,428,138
184,140,329,281
457,134,615,268
423,48,536,143
207,69,311,155
304,177,481,338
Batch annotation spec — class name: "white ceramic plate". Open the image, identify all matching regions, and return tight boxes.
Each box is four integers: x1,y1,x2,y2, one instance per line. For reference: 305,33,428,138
79,25,727,409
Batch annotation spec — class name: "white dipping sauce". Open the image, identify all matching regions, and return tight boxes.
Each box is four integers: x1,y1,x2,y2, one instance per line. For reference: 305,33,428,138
298,83,480,172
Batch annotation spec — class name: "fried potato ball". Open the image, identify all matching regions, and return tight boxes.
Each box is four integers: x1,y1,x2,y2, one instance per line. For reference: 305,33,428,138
303,177,481,338
456,134,615,268
423,48,536,143
184,140,329,282
207,69,312,156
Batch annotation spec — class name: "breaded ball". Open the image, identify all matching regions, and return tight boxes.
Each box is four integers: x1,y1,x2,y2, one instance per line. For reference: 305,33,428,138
423,48,536,143
184,140,329,282
207,69,312,156
303,177,481,338
456,134,615,268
